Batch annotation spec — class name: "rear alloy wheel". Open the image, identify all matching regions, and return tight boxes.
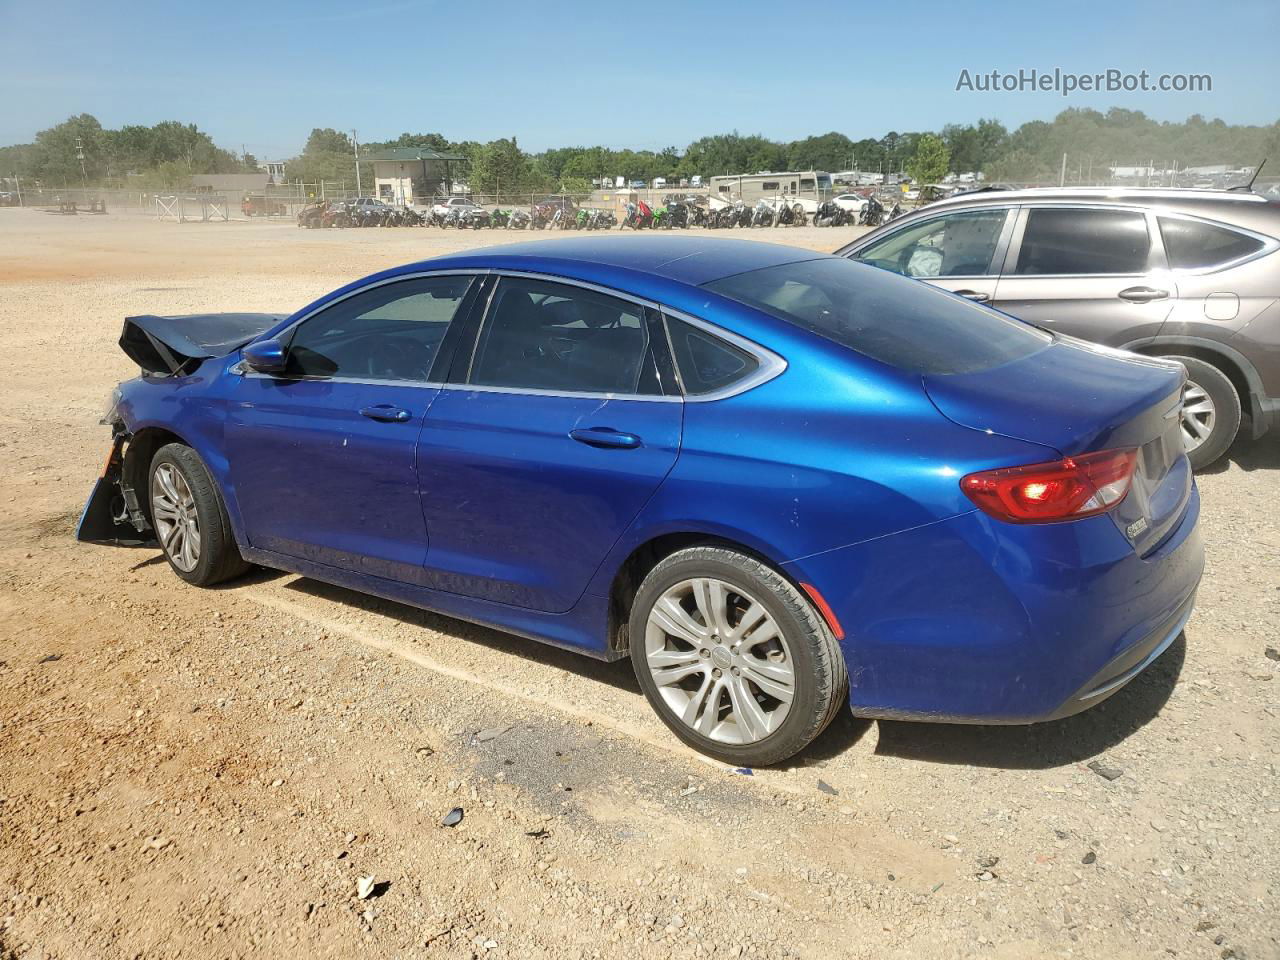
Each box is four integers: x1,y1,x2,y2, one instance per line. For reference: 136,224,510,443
630,546,847,766
1166,356,1241,470
149,443,251,587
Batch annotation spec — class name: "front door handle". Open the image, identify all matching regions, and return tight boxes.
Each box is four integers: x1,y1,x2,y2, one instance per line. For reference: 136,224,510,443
359,404,412,423
569,427,642,449
1118,286,1170,303
954,289,990,303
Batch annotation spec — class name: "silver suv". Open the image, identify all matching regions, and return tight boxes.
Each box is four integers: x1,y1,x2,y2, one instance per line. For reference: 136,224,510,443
836,188,1280,468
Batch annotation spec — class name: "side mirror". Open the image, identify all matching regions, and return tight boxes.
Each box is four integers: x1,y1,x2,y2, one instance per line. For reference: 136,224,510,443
242,338,286,373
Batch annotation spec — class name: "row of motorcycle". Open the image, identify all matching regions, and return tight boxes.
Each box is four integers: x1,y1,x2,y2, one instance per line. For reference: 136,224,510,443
297,195,907,231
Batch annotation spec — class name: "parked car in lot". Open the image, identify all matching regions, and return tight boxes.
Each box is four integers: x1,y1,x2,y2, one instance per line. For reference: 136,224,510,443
832,192,869,216
80,237,1202,766
837,188,1280,468
431,196,479,217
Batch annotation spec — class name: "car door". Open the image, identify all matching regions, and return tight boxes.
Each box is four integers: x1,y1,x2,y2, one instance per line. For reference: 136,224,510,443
225,273,480,584
992,206,1177,344
417,274,683,613
848,206,1016,303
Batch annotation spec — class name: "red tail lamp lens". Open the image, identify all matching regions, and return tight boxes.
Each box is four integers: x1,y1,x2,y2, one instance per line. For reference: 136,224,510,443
960,449,1138,523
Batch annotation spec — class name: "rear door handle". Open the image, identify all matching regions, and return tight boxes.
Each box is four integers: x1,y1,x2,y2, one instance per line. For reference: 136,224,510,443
359,404,412,423
953,289,990,303
569,427,642,449
1118,286,1170,303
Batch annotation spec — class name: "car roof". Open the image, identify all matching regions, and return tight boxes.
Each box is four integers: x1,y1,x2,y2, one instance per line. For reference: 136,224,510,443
410,235,828,287
854,185,1280,239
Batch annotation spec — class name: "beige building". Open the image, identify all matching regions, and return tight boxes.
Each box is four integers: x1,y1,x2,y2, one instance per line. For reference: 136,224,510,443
366,147,468,205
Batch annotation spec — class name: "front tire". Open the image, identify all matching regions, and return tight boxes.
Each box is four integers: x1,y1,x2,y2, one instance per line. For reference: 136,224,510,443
629,546,847,766
1165,356,1240,470
149,443,251,586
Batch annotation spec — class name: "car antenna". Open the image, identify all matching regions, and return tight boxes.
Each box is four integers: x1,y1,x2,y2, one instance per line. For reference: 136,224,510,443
1227,158,1266,192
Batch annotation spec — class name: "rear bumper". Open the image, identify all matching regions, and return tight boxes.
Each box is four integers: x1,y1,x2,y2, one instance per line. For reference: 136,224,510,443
782,486,1203,724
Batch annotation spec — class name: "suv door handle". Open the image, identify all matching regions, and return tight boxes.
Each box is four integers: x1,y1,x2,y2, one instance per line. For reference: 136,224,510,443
359,404,412,423
569,427,642,449
953,289,990,302
1118,286,1170,303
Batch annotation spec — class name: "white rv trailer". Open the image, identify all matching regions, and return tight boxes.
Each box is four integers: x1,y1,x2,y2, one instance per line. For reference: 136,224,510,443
708,170,834,213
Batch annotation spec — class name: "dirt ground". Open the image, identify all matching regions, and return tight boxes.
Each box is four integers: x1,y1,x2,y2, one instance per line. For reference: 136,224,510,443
0,209,1277,960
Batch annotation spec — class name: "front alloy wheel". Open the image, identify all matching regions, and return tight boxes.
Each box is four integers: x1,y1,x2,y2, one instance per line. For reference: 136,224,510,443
151,461,200,572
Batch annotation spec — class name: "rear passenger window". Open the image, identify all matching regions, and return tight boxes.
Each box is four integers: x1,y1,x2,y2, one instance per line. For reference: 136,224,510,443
1014,209,1150,275
1159,217,1265,269
469,278,657,395
665,317,760,395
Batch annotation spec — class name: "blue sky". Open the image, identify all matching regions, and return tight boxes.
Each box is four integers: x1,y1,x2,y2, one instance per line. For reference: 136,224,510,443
2,0,1276,159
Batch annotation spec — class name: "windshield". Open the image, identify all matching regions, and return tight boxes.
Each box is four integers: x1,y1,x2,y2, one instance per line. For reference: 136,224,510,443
704,257,1051,375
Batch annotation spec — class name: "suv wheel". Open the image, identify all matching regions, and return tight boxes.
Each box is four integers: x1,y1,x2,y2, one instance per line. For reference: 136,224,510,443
1166,355,1241,470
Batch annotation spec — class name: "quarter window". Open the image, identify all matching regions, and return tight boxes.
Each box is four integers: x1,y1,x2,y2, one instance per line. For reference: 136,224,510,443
856,209,1010,278
469,278,657,395
1159,217,1265,269
286,275,473,380
665,317,760,395
1014,208,1150,275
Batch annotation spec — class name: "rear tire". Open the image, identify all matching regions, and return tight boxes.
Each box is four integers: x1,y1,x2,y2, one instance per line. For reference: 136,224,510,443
149,443,251,587
629,546,848,767
1165,356,1240,470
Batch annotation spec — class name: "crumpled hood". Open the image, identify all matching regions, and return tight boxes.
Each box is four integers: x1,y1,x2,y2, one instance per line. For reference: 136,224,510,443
120,312,286,375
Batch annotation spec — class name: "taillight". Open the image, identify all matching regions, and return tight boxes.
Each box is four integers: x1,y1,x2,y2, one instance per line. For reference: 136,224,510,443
960,448,1137,524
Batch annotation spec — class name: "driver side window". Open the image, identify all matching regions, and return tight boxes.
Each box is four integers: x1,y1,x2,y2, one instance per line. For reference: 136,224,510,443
856,209,1010,279
286,275,474,381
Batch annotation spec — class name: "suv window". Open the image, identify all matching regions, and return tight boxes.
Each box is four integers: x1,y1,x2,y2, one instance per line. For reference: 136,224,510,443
1014,208,1150,275
855,209,1010,278
469,277,658,395
1159,217,1265,269
286,275,473,380
665,316,760,395
705,257,1050,376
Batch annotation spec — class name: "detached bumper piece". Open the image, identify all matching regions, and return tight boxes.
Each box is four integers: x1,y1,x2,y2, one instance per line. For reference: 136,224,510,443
75,434,155,546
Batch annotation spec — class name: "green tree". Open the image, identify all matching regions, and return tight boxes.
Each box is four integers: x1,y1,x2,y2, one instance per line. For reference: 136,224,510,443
906,134,950,185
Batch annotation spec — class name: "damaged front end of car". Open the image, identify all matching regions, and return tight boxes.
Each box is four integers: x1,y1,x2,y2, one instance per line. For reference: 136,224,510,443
75,410,156,547
77,310,288,548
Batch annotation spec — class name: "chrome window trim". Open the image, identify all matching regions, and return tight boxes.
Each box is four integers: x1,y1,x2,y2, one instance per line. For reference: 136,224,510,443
239,266,786,402
460,269,786,403
1154,210,1280,276
659,306,788,402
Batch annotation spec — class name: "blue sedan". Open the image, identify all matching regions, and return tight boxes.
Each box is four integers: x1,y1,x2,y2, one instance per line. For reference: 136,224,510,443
79,237,1203,765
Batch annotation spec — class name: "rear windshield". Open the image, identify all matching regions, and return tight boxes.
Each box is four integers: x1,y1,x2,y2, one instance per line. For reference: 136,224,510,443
704,257,1050,375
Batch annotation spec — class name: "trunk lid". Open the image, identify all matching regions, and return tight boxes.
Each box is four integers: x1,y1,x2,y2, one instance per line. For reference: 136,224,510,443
924,337,1190,554
120,312,286,375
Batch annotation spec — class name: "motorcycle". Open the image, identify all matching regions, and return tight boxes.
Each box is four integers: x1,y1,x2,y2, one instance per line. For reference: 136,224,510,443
814,200,854,227
490,209,510,229
859,195,886,227
751,199,774,228
886,201,906,222
508,209,531,230
622,199,654,229
458,207,491,229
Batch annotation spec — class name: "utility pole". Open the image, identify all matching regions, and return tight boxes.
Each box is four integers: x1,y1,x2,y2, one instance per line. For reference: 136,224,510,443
75,136,88,187
1059,152,1067,187
351,130,362,197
